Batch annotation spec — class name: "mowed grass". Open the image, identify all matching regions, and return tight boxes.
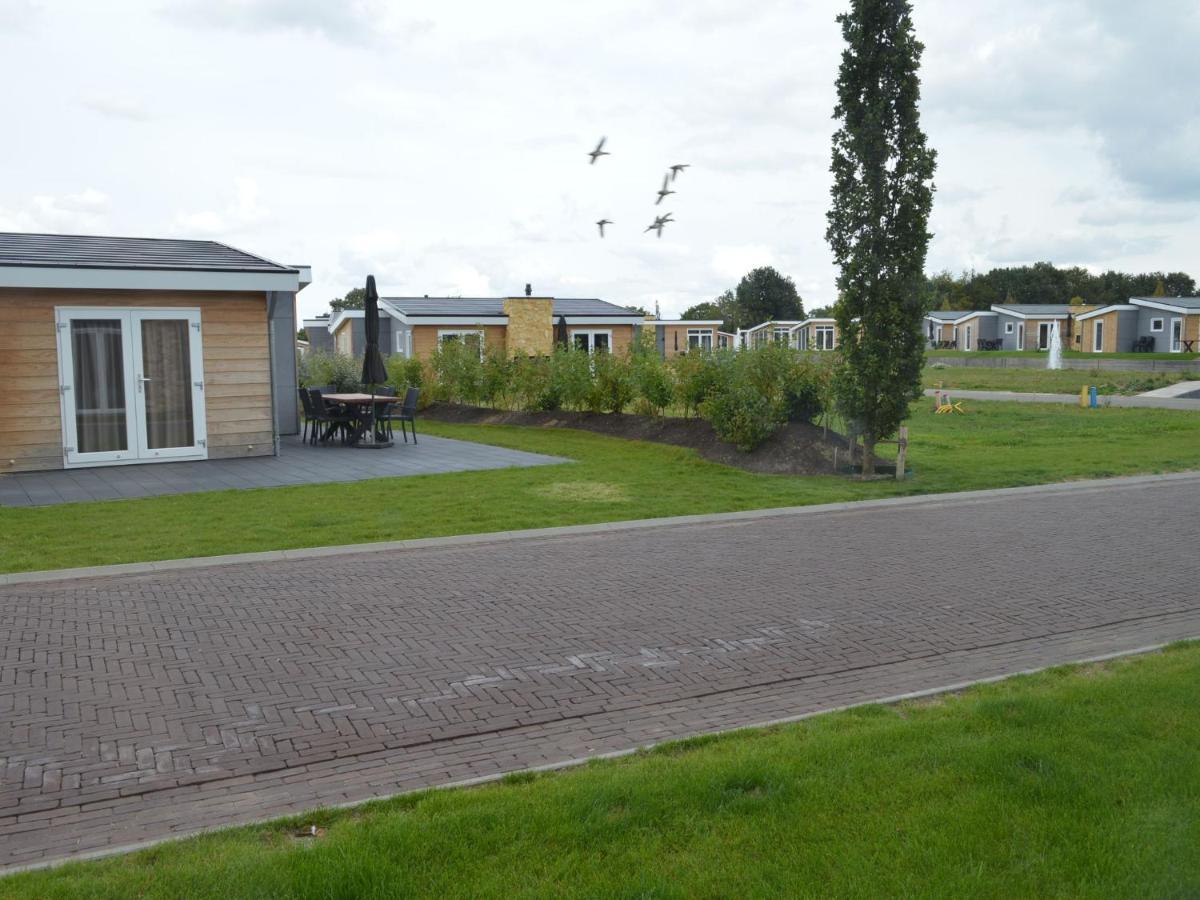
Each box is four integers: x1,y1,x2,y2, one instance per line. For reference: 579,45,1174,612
2,401,1199,574
927,349,1200,361
7,644,1199,899
922,365,1199,395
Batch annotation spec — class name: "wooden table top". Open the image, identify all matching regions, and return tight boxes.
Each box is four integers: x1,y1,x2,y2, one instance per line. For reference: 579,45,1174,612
321,393,395,404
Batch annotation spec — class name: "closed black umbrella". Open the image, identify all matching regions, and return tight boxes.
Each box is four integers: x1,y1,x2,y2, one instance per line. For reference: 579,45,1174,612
554,315,569,350
359,274,391,447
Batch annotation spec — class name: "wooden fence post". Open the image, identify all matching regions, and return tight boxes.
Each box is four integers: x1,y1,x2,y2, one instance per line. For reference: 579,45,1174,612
895,426,908,481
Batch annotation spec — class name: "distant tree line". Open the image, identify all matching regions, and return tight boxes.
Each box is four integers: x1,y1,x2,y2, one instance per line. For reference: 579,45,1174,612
924,263,1196,311
676,261,1196,330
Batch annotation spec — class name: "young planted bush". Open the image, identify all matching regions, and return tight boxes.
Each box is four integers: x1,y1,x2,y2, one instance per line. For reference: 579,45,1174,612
590,351,636,414
701,381,786,451
632,350,675,415
510,355,559,411
551,347,595,412
431,339,485,405
298,351,362,392
671,350,732,418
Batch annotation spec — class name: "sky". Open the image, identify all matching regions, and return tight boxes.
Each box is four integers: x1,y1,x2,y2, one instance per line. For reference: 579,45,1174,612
1,0,1198,320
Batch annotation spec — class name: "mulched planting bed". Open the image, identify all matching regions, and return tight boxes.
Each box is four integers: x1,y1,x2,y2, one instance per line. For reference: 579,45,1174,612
423,403,851,475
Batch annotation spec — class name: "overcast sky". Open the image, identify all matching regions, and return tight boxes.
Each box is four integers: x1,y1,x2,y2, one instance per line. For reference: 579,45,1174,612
2,0,1198,319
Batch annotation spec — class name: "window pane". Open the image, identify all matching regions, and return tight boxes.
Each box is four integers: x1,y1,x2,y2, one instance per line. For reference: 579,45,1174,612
573,333,589,351
593,333,610,352
141,319,194,450
71,319,128,453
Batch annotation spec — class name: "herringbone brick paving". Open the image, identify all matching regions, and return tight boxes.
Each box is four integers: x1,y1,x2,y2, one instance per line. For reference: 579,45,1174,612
2,474,1199,870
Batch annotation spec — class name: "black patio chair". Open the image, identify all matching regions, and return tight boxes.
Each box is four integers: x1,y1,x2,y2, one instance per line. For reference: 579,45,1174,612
381,387,420,444
298,387,317,444
307,389,355,445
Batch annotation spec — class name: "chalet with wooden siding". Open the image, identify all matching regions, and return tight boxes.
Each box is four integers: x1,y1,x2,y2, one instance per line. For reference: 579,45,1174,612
314,295,645,359
0,232,309,474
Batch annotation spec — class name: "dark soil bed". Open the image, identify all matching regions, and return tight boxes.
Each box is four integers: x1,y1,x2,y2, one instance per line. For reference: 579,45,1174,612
424,403,851,476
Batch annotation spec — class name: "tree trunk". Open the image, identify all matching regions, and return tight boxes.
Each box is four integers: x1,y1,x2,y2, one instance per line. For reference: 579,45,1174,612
860,436,875,476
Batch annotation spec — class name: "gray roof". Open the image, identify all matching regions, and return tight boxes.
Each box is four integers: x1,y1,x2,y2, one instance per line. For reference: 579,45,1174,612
1131,296,1200,311
381,297,641,317
926,309,981,321
992,304,1077,316
0,232,295,273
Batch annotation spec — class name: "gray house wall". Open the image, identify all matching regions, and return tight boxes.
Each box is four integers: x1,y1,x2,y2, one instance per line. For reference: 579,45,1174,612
267,291,299,436
996,313,1023,350
305,321,334,353
959,316,998,349
1135,308,1172,352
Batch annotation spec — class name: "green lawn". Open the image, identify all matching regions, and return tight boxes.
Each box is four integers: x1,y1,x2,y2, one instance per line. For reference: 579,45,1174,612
8,643,1199,898
927,349,1200,361
2,401,1199,575
923,366,1199,395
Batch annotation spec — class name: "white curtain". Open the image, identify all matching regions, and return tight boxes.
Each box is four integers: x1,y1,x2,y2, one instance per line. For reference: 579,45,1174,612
71,320,127,453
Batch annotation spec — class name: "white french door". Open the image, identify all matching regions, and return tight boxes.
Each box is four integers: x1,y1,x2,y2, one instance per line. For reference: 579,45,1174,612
56,308,207,467
1170,318,1183,353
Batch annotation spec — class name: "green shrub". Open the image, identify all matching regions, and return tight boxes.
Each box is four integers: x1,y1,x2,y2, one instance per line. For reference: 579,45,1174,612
551,348,595,412
671,350,732,417
587,351,633,414
632,351,675,414
780,356,830,423
481,350,514,409
701,381,785,451
510,355,559,411
431,339,485,405
299,351,362,391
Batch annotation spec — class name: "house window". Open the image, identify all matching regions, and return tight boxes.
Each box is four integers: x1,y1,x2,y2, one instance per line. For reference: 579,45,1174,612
1005,322,1014,334
1150,318,1164,332
438,329,485,358
717,333,730,349
687,328,713,351
772,327,790,344
1093,319,1105,353
1037,322,1051,350
572,330,612,353
814,326,835,350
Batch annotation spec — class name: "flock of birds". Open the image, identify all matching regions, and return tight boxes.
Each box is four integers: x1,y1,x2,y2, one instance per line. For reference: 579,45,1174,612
588,137,688,239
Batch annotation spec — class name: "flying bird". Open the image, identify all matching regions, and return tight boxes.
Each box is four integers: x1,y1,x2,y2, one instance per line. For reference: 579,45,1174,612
596,218,612,238
669,164,690,181
644,213,672,239
655,174,675,205
588,137,610,165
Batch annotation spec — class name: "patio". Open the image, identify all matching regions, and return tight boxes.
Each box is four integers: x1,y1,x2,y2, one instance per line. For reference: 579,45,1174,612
0,433,566,508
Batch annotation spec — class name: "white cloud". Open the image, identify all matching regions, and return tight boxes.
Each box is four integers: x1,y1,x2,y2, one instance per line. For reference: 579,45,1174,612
174,179,270,237
711,245,776,280
0,0,39,31
80,96,154,122
0,189,110,232
165,0,433,47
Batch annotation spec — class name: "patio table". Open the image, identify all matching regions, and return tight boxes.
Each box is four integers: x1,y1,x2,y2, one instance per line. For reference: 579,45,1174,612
322,393,395,445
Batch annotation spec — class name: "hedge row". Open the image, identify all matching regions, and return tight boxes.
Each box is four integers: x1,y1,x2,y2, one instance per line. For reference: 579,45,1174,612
299,342,835,451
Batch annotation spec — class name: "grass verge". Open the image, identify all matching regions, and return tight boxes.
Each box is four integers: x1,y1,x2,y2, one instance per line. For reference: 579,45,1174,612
2,401,1199,574
6,643,1199,898
927,349,1200,361
922,366,1198,395
0,403,1195,578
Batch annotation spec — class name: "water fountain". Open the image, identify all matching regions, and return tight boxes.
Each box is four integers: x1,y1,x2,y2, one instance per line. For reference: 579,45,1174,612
1047,321,1063,370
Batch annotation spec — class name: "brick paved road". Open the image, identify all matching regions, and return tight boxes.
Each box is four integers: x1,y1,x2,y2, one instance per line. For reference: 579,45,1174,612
3,474,1200,870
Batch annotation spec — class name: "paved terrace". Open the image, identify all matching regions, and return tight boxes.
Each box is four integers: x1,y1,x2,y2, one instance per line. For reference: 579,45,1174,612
2,473,1200,870
0,435,566,508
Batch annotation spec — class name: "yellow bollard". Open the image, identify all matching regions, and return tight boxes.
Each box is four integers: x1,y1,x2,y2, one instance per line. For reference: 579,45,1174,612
1079,386,1088,408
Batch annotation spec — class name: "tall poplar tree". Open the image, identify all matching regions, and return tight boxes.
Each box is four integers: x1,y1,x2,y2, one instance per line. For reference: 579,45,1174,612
826,0,936,474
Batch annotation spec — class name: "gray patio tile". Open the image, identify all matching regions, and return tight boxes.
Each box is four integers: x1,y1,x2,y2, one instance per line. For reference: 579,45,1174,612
0,434,566,508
